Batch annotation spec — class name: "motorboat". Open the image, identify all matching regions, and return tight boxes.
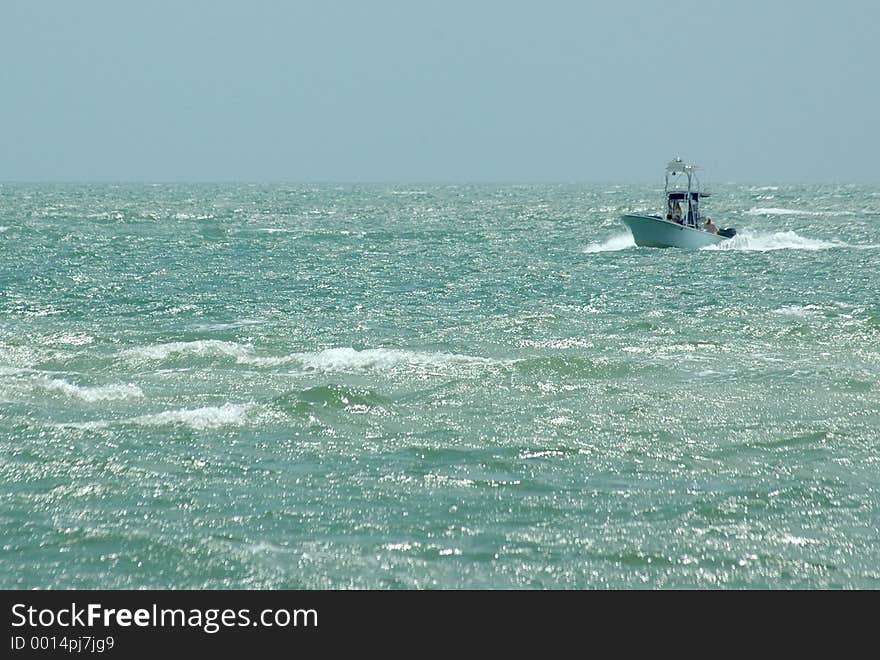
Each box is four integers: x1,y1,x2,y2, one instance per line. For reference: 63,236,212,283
621,158,736,248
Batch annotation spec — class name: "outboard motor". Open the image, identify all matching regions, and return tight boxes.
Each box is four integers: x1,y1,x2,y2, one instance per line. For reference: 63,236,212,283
718,227,737,239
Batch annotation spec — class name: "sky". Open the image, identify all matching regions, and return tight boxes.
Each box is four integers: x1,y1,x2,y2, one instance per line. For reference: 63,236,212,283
1,1,878,183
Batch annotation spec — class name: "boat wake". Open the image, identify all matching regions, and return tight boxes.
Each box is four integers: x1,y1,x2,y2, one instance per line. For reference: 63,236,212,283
583,233,635,253
703,230,878,252
744,207,850,217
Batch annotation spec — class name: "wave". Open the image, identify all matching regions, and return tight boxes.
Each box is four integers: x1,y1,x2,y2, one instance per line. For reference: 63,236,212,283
583,233,635,253
774,305,823,318
121,342,502,373
130,403,252,430
121,340,251,362
46,332,95,346
293,384,388,407
39,377,144,402
703,230,856,252
173,212,215,220
287,347,500,372
0,366,30,376
0,370,143,402
514,355,617,378
272,384,389,415
56,403,253,432
187,319,265,332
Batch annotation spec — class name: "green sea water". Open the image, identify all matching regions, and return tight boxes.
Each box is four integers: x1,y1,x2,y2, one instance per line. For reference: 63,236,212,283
2,182,879,589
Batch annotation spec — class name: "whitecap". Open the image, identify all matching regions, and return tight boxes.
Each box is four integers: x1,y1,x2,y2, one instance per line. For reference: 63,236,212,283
774,305,823,317
121,340,252,362
188,319,265,331
743,207,848,217
268,347,502,373
54,403,252,431
39,377,144,402
385,542,420,552
0,366,30,376
54,420,112,431
123,341,503,374
131,403,252,430
47,332,95,346
173,212,209,220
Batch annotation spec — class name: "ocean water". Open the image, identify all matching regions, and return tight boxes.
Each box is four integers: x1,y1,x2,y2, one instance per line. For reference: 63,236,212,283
2,182,879,589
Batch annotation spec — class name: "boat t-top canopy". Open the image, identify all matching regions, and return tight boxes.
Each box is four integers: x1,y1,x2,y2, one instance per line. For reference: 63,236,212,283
666,158,698,175
665,158,704,195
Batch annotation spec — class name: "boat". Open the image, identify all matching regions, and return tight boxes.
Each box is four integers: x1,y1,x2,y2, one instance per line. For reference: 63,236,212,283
621,158,736,248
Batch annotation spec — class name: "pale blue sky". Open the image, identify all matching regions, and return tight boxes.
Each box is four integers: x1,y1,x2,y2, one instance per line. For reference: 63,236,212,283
2,1,877,182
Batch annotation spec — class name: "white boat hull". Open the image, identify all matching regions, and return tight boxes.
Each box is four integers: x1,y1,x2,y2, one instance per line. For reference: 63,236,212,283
621,214,726,249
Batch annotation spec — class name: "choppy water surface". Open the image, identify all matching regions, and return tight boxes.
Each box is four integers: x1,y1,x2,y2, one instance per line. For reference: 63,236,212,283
2,183,879,588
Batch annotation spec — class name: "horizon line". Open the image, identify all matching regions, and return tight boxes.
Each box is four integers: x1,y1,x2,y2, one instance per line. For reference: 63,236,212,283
1,179,876,187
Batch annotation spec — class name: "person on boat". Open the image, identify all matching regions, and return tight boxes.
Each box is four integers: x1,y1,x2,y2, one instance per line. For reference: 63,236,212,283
704,217,719,234
672,201,683,223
